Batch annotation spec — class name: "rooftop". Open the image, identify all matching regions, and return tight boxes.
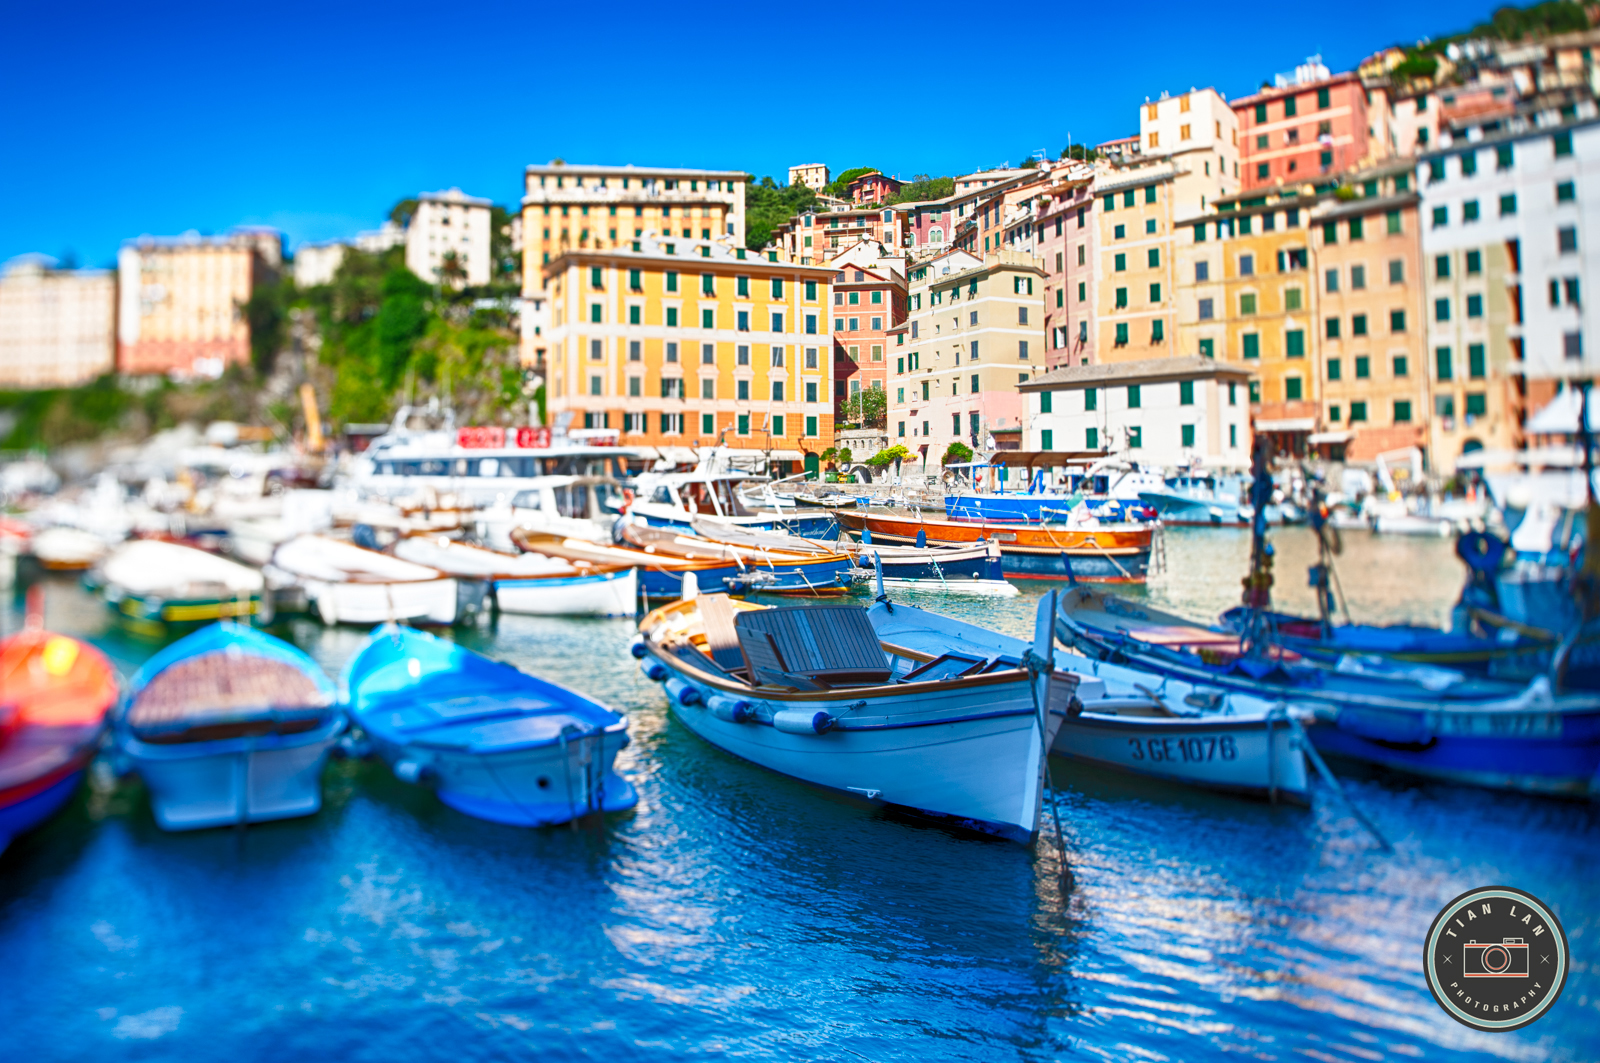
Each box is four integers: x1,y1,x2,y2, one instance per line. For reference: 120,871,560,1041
543,231,838,278
524,162,749,179
1021,355,1253,391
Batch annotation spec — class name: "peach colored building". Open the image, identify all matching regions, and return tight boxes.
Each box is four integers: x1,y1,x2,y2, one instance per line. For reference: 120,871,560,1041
788,164,830,191
831,263,907,404
117,229,281,377
0,257,115,388
846,171,904,205
1235,70,1370,191
772,207,905,265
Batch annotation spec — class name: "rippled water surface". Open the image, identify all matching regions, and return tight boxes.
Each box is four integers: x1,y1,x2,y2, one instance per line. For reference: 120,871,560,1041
2,527,1596,1062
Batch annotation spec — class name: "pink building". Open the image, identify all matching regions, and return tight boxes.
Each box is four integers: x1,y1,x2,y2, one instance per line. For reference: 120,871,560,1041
1235,71,1370,190
773,207,904,265
1033,177,1097,369
846,171,904,205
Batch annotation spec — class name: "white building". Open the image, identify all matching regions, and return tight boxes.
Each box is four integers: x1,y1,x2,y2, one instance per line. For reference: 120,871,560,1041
789,163,829,191
1021,356,1254,467
406,188,493,288
0,256,116,388
1136,86,1240,219
292,242,346,287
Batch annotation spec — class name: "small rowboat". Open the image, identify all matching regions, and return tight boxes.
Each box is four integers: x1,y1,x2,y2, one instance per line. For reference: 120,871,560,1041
391,536,636,617
29,526,110,571
269,534,482,625
636,592,1071,841
0,629,117,852
343,624,636,826
113,623,345,830
86,538,266,636
833,509,1153,583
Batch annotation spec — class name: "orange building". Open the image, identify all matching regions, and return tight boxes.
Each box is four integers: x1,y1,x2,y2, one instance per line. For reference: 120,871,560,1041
1234,71,1370,191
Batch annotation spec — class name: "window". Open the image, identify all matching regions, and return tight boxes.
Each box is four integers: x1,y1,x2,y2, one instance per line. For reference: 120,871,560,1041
666,307,678,327
1323,222,1338,245
1559,226,1579,253
1352,313,1368,336
1181,424,1196,447
1086,426,1099,449
771,381,784,402
1557,180,1576,203
1257,162,1270,180
627,305,641,325
897,422,905,437
628,340,642,362
590,338,604,360
588,374,602,396
1327,358,1341,380
665,271,678,292
1500,194,1517,216
702,378,715,400
1388,259,1404,284
1199,298,1215,320
1466,392,1488,417
1240,292,1257,314
1554,130,1573,157
1285,288,1302,311
589,304,602,323
1115,287,1128,309
628,376,642,397
1468,343,1486,379
971,374,980,394
1355,355,1370,379
737,310,749,331
1465,250,1482,274
1391,355,1409,378
771,312,784,332
1195,261,1210,282
1242,333,1260,359
1434,298,1450,322
737,414,750,435
1018,307,1029,325
1147,248,1160,268
1466,293,1484,318
1040,428,1053,450
805,280,816,300
1349,217,1365,241
661,377,683,400
1432,206,1449,228
1566,331,1584,359
1350,400,1368,422
1435,345,1453,382
1325,268,1339,293
1435,254,1451,280
1146,219,1157,235
737,344,749,365
701,308,714,329
1149,284,1162,303
1387,210,1402,235
1128,426,1143,448
736,276,749,297
1145,186,1156,204
1123,190,1135,207
1460,151,1478,177
1114,224,1126,240
1255,102,1267,122
736,380,749,401
1286,329,1305,358
1351,265,1366,290
1179,380,1194,406
665,341,679,363
1082,387,1098,412
1463,200,1480,222
1285,377,1302,400
1150,321,1164,344
1391,400,1412,423
1114,252,1126,271
1240,254,1255,276
1115,323,1128,346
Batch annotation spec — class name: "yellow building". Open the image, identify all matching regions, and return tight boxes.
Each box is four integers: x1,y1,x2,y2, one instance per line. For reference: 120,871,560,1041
1094,164,1179,361
544,233,836,469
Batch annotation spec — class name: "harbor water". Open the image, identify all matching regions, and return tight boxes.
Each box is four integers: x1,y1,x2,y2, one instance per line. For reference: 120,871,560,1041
2,527,1596,1061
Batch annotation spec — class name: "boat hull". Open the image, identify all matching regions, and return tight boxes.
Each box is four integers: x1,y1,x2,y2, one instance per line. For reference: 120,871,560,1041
121,718,346,831
637,510,838,539
838,511,1151,583
1051,709,1308,801
642,649,1060,842
307,576,466,625
492,568,637,616
0,763,88,852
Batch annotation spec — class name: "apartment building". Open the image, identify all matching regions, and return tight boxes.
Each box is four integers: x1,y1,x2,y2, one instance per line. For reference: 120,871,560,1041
1094,163,1182,362
1035,177,1097,368
831,263,907,404
897,174,1036,256
772,207,904,265
1139,87,1241,213
117,229,281,377
847,171,903,205
1021,356,1253,465
0,257,115,388
1419,113,1600,468
888,250,1045,459
1313,164,1430,462
542,233,835,469
1235,69,1371,191
405,188,493,288
789,164,830,191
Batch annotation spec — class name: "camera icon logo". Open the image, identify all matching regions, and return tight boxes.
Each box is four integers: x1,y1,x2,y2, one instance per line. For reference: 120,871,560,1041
1463,938,1529,977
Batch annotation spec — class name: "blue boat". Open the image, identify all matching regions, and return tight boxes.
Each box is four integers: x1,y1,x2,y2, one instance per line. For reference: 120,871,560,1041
944,461,1162,525
344,624,637,826
1137,472,1303,526
114,623,346,831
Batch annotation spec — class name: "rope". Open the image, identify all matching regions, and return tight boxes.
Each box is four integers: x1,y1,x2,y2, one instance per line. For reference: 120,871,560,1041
1282,709,1391,851
1023,644,1073,894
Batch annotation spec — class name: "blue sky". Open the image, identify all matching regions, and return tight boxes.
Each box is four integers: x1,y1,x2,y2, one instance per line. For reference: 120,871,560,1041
2,0,1498,268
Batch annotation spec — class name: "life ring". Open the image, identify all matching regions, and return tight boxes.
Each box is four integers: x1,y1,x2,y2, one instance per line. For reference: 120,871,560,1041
620,487,635,514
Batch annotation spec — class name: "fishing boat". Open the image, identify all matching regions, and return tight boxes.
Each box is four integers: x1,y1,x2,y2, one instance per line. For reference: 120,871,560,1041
617,521,854,594
391,536,636,617
1138,471,1302,526
473,476,630,552
513,529,851,599
634,591,1070,841
0,628,117,852
268,535,482,625
1055,446,1600,798
86,538,265,636
28,526,110,571
113,623,345,831
342,624,636,826
834,509,1152,583
683,519,1017,596
945,458,1163,525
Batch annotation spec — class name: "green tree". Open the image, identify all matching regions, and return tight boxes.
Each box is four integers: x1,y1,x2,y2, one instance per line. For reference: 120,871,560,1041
865,444,911,468
826,166,878,198
883,175,954,205
244,272,292,375
375,267,432,389
839,386,887,428
389,197,419,228
490,204,520,283
941,441,974,466
745,175,817,250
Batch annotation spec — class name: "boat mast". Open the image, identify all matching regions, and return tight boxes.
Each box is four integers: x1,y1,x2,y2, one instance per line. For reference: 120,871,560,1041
1239,437,1275,657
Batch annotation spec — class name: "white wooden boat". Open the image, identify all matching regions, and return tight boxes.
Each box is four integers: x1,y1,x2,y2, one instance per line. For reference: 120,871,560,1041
267,535,476,626
866,597,1311,803
29,526,110,570
392,536,636,617
636,592,1070,841
89,539,265,632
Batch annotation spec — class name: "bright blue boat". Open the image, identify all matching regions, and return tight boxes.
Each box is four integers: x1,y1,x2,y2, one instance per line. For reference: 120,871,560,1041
114,623,345,831
344,625,636,826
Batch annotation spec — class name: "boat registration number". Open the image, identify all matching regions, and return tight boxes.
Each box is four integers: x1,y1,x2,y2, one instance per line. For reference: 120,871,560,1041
1437,712,1562,738
1128,735,1238,762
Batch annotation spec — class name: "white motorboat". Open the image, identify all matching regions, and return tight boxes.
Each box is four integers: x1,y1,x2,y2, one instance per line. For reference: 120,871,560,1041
473,476,629,551
636,591,1070,841
267,535,477,625
28,526,110,570
392,536,636,617
89,539,265,631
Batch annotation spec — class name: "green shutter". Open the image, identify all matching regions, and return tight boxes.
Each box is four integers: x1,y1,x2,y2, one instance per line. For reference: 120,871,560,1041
1242,334,1260,359
1179,380,1194,405
1040,391,1052,413
1041,429,1053,450
1181,424,1195,447
1128,384,1141,408
1286,330,1305,358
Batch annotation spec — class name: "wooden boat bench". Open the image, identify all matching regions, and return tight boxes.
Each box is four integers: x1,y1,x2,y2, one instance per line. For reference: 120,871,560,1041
734,604,893,688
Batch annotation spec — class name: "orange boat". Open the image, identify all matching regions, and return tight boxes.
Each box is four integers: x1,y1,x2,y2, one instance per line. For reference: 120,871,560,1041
835,509,1152,583
0,626,118,851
